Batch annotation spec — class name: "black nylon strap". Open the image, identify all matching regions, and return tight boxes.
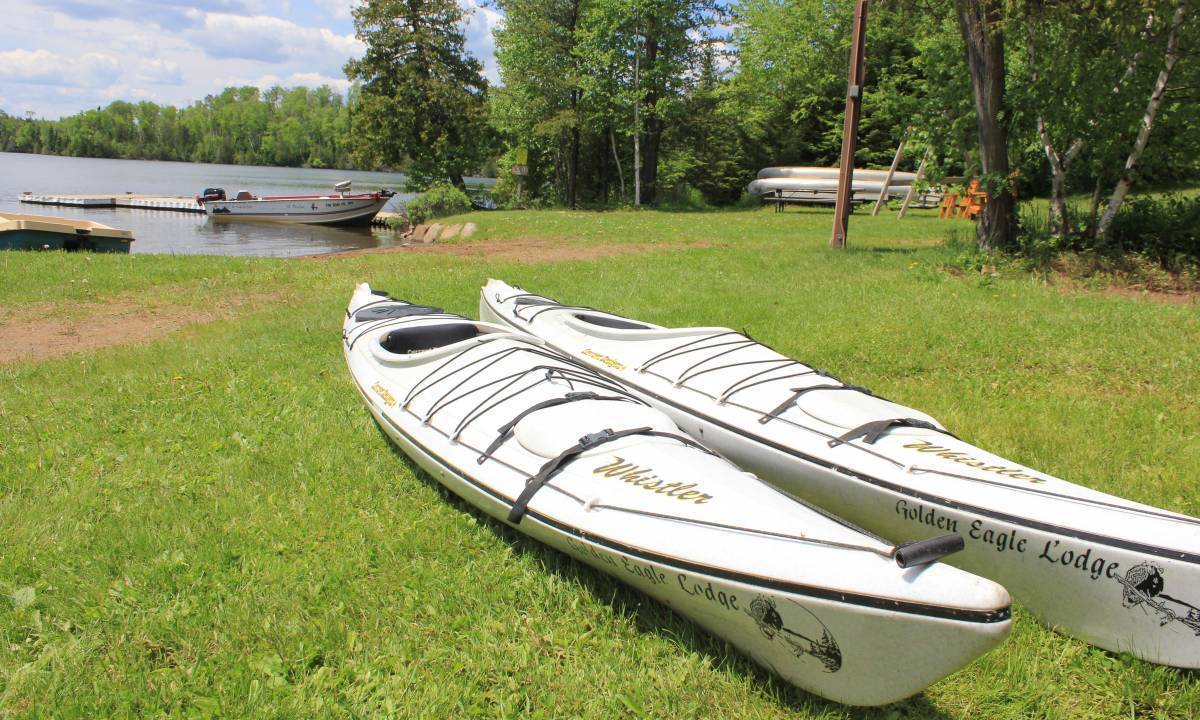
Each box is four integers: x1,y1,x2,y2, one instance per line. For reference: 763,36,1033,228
758,383,872,425
477,392,630,463
507,427,715,524
828,418,957,447
354,303,444,322
514,296,556,306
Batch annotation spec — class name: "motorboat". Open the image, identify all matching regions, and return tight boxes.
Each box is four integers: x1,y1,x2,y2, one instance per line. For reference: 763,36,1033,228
197,181,394,226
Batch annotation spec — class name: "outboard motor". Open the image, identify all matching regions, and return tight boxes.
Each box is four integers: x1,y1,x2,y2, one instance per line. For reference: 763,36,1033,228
198,188,226,203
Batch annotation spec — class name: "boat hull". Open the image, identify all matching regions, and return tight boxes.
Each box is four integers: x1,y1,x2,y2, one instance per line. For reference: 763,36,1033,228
204,195,389,225
480,279,1200,669
0,228,129,253
0,212,134,253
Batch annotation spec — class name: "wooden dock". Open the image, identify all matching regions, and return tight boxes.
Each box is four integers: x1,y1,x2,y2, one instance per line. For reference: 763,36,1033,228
20,192,401,227
20,192,203,213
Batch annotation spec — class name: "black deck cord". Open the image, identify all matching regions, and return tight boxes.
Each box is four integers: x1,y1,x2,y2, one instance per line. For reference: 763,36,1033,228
477,391,632,463
758,382,872,425
507,427,715,524
828,418,959,447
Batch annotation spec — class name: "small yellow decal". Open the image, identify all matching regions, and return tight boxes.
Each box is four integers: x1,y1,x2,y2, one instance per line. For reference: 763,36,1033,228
582,348,626,371
371,381,397,407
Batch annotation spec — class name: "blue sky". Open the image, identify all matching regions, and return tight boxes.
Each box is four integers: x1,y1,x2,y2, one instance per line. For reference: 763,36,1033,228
0,0,501,119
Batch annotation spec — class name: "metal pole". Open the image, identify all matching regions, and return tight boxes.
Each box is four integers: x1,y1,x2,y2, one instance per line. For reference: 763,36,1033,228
872,130,907,216
830,0,869,248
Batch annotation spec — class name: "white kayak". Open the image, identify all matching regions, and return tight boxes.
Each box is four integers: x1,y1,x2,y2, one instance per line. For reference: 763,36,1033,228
344,283,1010,706
480,279,1200,668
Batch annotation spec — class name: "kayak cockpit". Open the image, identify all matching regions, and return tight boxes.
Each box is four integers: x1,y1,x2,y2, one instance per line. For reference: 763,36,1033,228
572,313,653,330
380,323,482,354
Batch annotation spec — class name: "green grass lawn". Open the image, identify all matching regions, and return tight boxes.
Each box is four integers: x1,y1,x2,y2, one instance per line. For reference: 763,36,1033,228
1,206,1198,718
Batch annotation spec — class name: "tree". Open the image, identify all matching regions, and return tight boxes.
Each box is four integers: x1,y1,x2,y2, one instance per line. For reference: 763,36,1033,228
1097,0,1189,237
345,0,492,189
492,0,586,206
955,0,1015,251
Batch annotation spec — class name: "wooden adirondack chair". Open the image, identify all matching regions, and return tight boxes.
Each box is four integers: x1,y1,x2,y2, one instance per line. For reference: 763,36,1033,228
938,192,960,219
959,179,988,220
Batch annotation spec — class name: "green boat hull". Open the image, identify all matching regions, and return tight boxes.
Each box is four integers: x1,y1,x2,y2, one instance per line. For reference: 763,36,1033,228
0,229,132,254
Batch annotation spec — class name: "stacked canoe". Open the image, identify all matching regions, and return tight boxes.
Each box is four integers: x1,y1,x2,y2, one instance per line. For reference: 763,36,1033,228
747,166,939,207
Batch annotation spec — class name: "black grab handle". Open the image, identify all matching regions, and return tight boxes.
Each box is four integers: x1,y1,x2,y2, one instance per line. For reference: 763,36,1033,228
893,533,965,568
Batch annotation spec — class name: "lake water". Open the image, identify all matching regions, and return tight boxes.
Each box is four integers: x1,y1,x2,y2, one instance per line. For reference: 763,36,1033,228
0,152,489,257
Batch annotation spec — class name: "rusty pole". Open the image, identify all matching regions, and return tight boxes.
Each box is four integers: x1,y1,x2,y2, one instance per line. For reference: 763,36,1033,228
830,0,869,248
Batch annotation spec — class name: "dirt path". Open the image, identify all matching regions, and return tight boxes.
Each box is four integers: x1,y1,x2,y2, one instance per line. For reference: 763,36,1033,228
0,291,269,365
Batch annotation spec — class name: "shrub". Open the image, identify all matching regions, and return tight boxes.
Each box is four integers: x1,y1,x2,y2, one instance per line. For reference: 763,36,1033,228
404,183,473,224
1105,194,1200,271
657,183,712,211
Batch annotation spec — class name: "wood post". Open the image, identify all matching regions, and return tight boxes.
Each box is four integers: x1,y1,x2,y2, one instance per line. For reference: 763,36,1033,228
872,131,907,216
898,149,930,219
831,0,869,248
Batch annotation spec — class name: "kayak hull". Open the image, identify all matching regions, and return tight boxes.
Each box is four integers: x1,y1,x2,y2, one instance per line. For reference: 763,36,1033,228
346,284,1010,705
480,279,1200,669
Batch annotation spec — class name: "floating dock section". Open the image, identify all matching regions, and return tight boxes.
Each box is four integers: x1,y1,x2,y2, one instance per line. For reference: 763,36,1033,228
20,192,203,213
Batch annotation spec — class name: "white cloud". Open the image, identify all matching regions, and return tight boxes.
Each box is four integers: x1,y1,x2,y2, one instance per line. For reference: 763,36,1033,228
0,49,121,88
460,0,501,83
135,59,182,85
252,71,351,92
0,1,504,118
287,71,352,92
184,12,363,65
315,0,356,20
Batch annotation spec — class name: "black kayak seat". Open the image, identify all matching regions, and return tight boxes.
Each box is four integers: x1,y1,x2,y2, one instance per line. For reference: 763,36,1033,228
573,313,651,330
355,303,443,322
380,323,480,354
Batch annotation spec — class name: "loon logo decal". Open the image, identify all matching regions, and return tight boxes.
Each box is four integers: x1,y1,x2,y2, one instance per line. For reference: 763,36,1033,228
1117,562,1200,635
745,595,842,672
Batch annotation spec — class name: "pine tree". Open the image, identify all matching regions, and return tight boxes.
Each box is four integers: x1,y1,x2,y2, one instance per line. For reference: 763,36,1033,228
345,0,492,189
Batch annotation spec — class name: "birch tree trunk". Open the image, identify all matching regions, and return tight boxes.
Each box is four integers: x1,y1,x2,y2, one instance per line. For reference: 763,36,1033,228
610,127,626,203
1026,10,1152,240
633,26,642,207
1097,0,1187,237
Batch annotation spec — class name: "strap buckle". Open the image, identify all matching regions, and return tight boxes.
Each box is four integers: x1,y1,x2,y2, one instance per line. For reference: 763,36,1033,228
578,429,615,449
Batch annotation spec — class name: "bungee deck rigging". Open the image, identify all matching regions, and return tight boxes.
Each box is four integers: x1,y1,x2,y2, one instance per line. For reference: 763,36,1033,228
372,334,925,562
492,289,1200,533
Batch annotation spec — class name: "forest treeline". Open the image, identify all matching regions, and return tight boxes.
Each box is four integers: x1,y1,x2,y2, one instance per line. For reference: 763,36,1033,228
0,86,356,169
2,0,1198,253
343,0,1198,254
